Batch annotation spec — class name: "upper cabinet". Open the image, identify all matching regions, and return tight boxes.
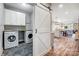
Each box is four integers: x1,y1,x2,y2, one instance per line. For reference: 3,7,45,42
4,9,25,26
16,12,25,25
0,4,4,26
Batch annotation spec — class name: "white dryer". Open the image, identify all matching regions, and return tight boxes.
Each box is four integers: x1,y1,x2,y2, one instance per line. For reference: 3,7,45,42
4,31,18,49
25,31,33,43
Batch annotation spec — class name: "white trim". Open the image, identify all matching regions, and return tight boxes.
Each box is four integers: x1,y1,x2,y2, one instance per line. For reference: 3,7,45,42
0,48,3,56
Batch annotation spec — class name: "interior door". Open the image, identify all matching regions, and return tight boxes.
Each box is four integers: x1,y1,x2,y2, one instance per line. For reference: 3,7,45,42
33,5,51,56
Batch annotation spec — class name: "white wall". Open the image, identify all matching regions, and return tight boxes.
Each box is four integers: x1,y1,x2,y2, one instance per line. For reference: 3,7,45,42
0,3,4,55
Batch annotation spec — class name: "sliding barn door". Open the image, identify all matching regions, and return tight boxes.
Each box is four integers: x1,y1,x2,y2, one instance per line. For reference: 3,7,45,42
33,5,51,56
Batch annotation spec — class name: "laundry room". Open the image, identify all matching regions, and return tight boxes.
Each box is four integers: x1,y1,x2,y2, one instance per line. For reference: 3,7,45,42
2,3,33,56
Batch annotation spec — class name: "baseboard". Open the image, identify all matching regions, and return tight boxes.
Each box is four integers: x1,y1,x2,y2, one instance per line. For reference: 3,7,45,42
40,47,52,56
0,48,3,56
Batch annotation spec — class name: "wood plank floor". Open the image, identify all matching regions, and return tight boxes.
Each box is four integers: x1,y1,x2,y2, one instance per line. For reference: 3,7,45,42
45,37,79,56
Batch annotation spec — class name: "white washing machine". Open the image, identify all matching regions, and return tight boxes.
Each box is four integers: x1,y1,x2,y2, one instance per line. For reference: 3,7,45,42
4,31,18,49
25,31,33,43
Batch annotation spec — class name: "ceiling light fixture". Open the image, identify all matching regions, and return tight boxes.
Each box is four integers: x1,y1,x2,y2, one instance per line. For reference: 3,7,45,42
58,4,63,8
22,3,26,6
65,11,69,15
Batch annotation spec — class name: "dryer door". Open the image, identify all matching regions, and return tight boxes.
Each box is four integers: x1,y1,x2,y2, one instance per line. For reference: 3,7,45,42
25,31,33,43
28,34,33,39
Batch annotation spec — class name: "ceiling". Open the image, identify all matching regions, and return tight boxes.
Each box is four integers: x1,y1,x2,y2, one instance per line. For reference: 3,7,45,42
4,3,33,14
52,3,79,24
4,3,51,14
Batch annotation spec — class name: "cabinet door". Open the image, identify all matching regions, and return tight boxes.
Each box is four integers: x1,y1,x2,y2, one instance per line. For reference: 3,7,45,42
10,10,17,25
16,12,25,26
5,9,12,25
5,9,17,25
5,9,25,25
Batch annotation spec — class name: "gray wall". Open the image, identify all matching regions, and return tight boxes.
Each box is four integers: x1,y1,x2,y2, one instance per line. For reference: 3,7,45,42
4,25,26,31
25,13,33,31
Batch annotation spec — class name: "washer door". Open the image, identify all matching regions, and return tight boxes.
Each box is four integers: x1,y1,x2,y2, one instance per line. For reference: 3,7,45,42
7,35,16,42
4,32,18,49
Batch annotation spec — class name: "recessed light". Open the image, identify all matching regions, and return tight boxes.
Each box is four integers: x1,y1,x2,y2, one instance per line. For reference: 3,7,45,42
65,11,69,15
22,3,26,6
58,4,63,8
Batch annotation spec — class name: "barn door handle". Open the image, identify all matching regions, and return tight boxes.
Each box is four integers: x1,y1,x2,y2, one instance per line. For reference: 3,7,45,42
35,29,37,33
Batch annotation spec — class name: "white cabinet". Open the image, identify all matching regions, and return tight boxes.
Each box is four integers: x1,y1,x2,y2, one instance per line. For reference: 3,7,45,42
5,9,25,26
5,9,17,25
16,12,25,25
0,4,4,26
